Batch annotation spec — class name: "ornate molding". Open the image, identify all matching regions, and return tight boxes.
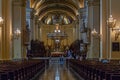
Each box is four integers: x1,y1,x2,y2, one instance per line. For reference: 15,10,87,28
87,0,100,7
12,0,27,7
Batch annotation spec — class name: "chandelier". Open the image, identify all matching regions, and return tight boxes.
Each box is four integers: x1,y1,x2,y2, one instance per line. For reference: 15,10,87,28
47,24,68,40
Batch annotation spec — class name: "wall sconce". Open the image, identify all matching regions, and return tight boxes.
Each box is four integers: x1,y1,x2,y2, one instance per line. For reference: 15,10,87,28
107,0,116,29
13,28,21,39
91,28,101,39
113,26,120,40
107,14,119,40
107,15,116,29
0,17,3,25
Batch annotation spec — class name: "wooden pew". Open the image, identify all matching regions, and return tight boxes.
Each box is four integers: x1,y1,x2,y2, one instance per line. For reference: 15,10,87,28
0,59,48,80
67,59,120,80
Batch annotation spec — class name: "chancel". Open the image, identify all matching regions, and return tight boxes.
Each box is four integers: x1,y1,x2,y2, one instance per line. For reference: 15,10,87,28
47,24,68,52
0,0,120,80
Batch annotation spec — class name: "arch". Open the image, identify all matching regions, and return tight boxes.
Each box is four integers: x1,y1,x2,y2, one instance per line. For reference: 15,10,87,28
36,2,78,15
38,9,77,21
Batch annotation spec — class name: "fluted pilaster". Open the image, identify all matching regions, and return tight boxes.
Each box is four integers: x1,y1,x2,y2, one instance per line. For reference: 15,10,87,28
34,15,39,40
0,0,13,60
30,8,36,40
12,0,27,59
86,0,100,59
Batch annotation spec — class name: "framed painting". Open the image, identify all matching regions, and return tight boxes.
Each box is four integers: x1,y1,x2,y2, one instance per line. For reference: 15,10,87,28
112,42,120,51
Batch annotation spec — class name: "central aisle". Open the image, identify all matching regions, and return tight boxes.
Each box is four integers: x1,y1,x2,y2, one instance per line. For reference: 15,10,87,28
34,57,84,80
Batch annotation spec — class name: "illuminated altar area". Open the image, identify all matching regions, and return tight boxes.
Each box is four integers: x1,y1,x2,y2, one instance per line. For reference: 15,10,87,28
47,24,68,56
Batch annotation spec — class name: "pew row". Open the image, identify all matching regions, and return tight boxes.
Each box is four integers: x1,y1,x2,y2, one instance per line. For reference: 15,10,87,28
0,59,49,80
67,59,120,80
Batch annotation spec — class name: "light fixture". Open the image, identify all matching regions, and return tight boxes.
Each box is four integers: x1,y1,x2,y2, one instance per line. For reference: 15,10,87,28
91,28,101,39
13,28,21,39
107,15,116,29
0,17,3,25
107,0,116,29
91,28,98,36
106,0,120,40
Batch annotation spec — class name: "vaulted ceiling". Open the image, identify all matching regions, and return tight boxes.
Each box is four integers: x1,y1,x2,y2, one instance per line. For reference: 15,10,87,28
30,0,84,25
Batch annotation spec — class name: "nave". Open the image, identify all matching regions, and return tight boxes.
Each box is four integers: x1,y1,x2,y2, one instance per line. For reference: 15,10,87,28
1,58,120,80
0,0,120,80
33,58,84,80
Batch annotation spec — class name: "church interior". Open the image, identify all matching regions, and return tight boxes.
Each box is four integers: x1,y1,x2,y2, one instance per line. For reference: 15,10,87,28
0,0,120,80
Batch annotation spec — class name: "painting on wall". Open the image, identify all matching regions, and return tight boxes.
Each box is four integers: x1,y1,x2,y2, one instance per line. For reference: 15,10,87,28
112,42,120,51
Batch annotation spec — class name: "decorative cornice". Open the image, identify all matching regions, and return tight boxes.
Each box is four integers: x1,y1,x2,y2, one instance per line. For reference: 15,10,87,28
12,0,27,7
87,0,100,7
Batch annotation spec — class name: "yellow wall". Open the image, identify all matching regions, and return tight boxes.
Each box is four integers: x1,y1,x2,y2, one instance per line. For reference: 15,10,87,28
110,0,120,59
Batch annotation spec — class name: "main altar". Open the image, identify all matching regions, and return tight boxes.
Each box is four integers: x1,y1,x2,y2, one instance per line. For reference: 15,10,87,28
47,24,68,52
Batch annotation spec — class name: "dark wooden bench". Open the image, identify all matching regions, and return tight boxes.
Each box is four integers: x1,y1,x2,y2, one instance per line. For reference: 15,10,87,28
67,59,120,80
0,59,49,80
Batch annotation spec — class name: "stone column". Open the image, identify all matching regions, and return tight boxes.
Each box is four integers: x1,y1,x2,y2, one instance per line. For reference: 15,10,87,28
34,16,39,40
0,26,2,60
86,0,100,59
26,7,31,42
75,20,79,40
0,0,2,16
0,0,2,60
78,8,87,41
100,0,111,60
79,7,89,43
30,8,36,40
77,15,81,40
78,8,83,40
73,21,77,41
0,0,13,60
73,20,79,40
38,21,42,41
26,7,31,51
12,0,26,59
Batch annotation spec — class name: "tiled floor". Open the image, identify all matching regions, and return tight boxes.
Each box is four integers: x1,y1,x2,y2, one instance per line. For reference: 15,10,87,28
34,58,84,80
